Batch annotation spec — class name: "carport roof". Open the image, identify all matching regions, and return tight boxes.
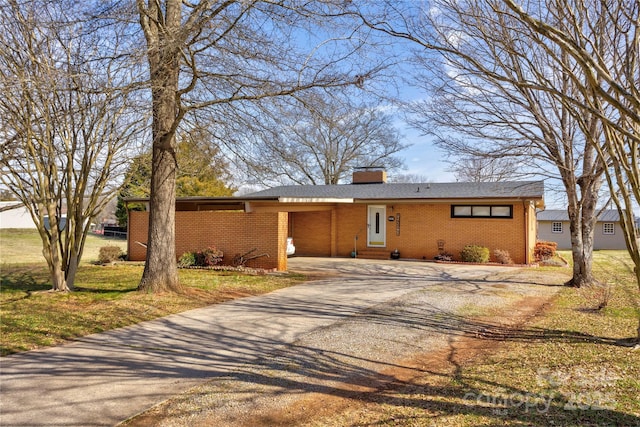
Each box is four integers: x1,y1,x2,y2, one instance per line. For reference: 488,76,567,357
243,181,545,202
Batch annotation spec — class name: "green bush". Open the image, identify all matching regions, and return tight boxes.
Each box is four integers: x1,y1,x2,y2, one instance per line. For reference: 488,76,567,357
460,245,490,263
178,252,196,267
98,245,124,264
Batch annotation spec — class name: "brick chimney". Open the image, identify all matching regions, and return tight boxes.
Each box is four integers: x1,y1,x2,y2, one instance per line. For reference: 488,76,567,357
352,167,387,184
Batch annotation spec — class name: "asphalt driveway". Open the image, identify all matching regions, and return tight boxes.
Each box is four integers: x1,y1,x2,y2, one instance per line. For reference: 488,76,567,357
0,258,560,426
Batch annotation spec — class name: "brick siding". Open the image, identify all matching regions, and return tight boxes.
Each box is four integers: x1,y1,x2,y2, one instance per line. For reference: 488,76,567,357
290,202,532,264
290,211,332,256
129,201,537,270
128,211,287,270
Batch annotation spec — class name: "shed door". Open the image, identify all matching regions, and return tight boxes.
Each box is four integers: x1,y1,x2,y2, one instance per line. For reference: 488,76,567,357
367,205,386,247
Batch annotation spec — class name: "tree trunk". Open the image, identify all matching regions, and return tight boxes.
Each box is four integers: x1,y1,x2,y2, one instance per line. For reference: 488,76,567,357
42,241,72,292
138,137,180,292
137,0,182,293
564,199,599,288
65,252,79,290
40,202,73,291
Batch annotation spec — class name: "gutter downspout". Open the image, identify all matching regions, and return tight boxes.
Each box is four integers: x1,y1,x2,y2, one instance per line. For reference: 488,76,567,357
524,200,530,264
125,200,131,262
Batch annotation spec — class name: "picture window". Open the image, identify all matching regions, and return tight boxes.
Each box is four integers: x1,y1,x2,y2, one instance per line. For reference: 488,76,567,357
451,205,513,219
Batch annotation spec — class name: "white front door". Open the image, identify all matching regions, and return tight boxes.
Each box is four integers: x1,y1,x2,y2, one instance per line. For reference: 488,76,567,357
367,205,386,247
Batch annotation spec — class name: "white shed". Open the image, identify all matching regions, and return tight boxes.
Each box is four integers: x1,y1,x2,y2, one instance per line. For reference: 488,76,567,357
0,202,36,229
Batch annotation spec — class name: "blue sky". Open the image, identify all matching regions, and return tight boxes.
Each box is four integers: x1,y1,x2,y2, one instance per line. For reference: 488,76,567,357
396,124,454,182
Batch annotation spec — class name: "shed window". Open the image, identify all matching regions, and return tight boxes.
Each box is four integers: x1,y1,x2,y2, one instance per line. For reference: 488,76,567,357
451,205,513,218
552,222,563,233
603,223,615,235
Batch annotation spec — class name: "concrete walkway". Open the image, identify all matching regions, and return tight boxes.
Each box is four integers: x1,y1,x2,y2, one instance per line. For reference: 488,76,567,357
0,258,558,426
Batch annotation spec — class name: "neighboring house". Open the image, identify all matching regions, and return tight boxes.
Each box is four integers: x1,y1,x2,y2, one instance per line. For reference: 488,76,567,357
0,202,36,229
537,209,628,250
127,169,545,270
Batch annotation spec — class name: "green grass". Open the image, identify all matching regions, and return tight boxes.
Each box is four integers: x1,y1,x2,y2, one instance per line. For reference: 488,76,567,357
0,229,305,356
305,250,640,426
0,228,128,264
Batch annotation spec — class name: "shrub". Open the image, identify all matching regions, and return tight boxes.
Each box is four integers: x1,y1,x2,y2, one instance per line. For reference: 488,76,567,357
460,245,490,263
202,246,224,266
493,249,514,265
537,240,558,250
178,252,196,268
580,283,612,311
179,246,224,268
534,241,557,261
98,245,124,264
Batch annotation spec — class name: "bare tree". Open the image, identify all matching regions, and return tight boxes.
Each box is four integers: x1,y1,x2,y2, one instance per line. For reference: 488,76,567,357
447,157,522,183
230,90,407,185
133,0,387,292
352,0,606,287
0,1,141,291
501,0,640,344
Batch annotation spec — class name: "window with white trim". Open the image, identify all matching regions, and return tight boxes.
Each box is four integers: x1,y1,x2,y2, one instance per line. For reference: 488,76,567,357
603,223,615,235
451,205,513,218
551,222,563,233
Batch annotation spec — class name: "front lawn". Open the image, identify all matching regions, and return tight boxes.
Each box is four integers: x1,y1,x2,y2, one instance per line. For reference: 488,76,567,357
0,228,128,264
0,229,305,356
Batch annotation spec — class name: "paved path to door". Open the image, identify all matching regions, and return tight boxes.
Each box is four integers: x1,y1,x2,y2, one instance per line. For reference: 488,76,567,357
0,258,560,426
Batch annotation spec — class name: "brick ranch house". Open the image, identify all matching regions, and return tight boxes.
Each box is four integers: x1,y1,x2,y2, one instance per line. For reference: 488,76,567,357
126,169,545,271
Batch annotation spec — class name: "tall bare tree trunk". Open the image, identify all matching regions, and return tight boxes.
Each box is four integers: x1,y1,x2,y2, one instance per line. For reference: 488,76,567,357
43,243,70,292
139,134,180,292
565,179,600,288
39,199,73,292
137,0,181,292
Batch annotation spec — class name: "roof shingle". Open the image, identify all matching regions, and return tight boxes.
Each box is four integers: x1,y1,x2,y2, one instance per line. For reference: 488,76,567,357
243,181,544,201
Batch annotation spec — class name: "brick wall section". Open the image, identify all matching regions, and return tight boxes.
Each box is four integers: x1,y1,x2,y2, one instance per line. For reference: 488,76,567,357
128,211,287,270
128,211,148,262
336,204,368,255
290,211,332,256
289,202,532,264
352,170,387,184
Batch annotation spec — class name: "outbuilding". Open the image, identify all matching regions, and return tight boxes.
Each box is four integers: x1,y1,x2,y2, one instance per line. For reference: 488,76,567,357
537,209,629,250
